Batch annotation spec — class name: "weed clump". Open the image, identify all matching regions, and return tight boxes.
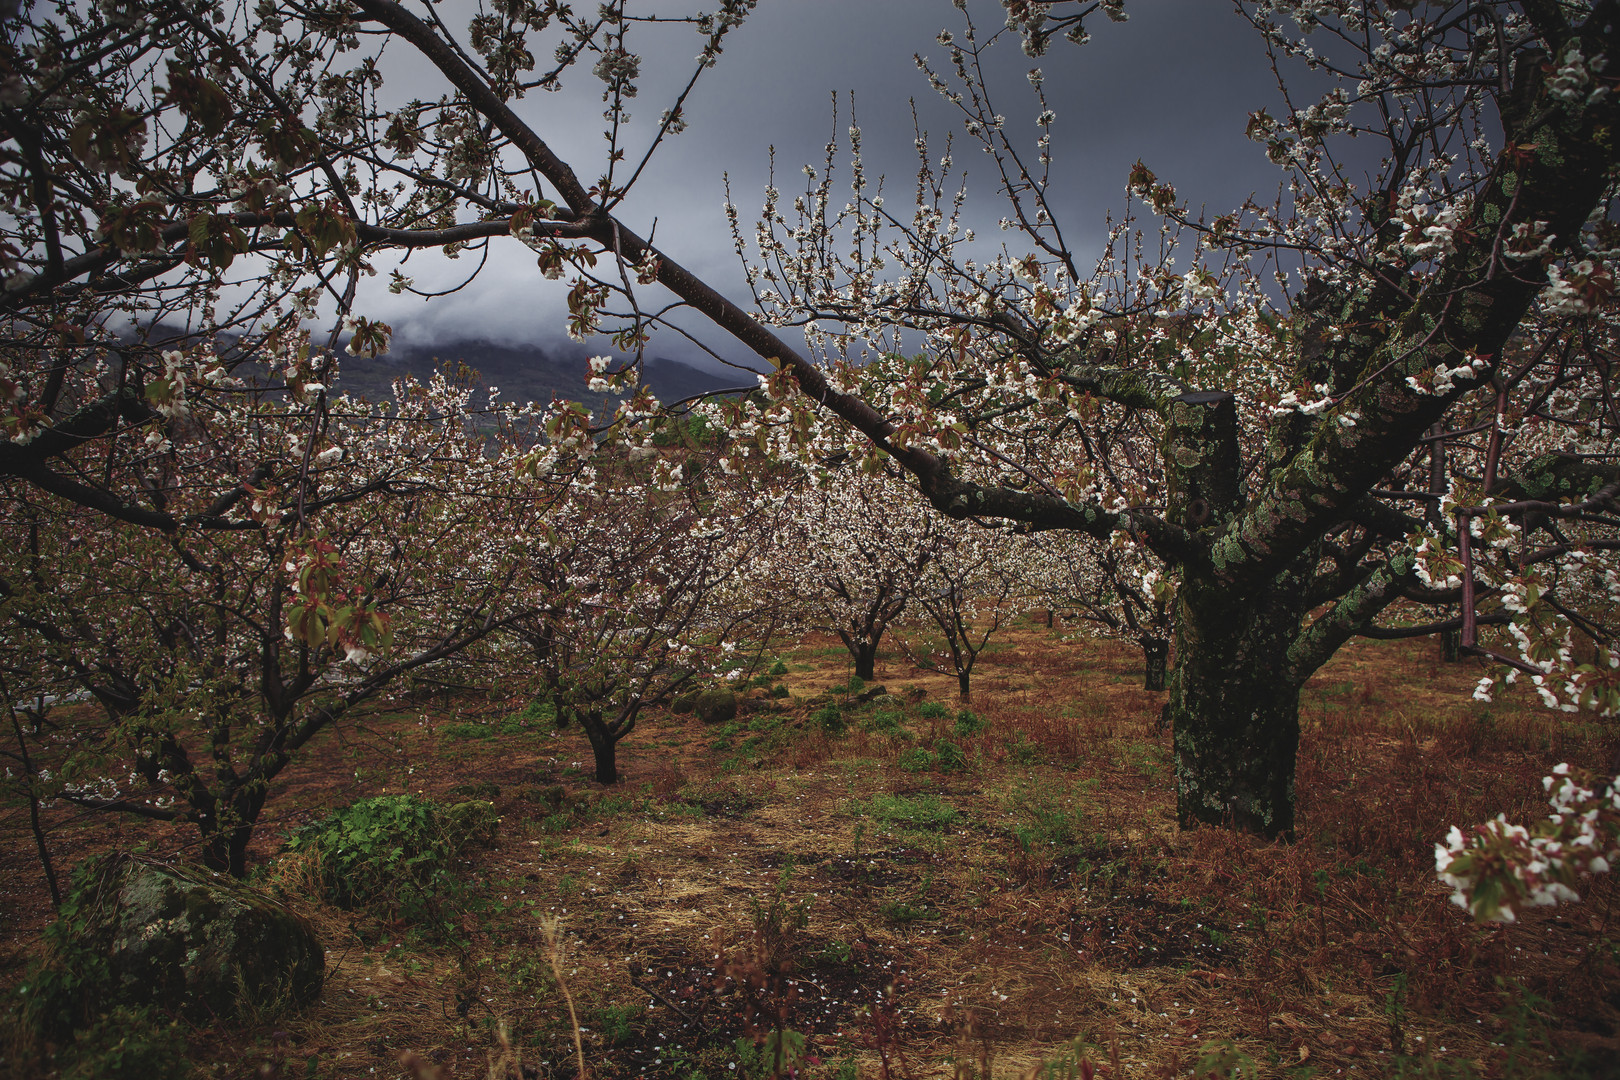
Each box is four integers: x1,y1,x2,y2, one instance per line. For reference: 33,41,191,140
898,739,968,773
812,704,845,734
954,708,987,736
284,793,496,919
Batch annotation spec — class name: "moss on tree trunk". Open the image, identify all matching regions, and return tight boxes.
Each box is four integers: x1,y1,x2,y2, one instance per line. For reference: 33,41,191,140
1167,564,1307,839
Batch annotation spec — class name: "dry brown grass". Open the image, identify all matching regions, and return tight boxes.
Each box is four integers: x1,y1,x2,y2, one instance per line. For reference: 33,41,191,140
2,621,1617,1079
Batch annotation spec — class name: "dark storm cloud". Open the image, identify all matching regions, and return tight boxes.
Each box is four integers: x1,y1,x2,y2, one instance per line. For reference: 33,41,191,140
362,1,1291,367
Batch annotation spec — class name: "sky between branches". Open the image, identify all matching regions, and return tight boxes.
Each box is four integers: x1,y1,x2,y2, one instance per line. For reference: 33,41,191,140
363,1,1289,371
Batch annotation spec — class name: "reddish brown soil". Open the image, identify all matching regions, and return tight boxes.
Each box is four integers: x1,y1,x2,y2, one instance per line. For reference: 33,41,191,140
3,623,1617,1079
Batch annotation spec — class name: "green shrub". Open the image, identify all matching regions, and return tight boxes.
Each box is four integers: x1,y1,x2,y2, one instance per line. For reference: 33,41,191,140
933,739,967,773
59,1006,192,1080
954,709,987,736
768,684,790,699
830,675,866,695
813,939,854,967
917,701,949,720
867,710,903,734
518,698,557,722
897,747,936,772
812,705,845,734
17,858,120,1040
879,898,935,924
439,721,493,741
595,1003,639,1047
671,690,699,715
285,794,496,918
769,660,790,676
1005,732,1041,765
897,740,967,774
1011,789,1087,856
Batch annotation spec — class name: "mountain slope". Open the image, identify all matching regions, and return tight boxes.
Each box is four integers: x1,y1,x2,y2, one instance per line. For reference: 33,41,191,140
335,339,741,411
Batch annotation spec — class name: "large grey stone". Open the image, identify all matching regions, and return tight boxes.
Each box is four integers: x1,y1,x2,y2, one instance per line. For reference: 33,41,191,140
27,853,324,1034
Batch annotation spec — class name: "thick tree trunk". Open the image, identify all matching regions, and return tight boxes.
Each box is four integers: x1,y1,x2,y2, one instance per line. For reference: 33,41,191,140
1162,390,1305,839
1167,565,1307,839
578,712,621,784
957,671,970,700
852,640,878,682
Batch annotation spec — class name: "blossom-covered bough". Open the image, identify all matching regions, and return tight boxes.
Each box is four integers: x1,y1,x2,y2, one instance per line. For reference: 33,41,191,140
0,0,1616,878
722,0,1620,842
1437,763,1620,922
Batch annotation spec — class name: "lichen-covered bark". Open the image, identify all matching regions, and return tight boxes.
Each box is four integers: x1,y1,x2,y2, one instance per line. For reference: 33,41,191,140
1162,388,1309,836
1169,562,1309,838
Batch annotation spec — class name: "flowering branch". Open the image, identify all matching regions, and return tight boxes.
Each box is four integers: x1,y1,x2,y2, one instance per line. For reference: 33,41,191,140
1436,764,1620,922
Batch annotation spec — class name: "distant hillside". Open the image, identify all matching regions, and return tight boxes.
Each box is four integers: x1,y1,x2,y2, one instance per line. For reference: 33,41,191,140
334,338,742,412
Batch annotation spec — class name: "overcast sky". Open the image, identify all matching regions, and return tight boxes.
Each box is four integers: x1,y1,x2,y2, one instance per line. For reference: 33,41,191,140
359,1,1293,371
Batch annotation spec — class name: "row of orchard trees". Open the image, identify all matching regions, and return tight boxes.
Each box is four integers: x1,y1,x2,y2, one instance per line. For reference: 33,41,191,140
0,0,1615,918
0,347,1121,879
769,461,1168,697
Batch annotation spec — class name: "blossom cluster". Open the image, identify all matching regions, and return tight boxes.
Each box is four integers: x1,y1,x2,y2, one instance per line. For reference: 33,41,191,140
1436,765,1620,922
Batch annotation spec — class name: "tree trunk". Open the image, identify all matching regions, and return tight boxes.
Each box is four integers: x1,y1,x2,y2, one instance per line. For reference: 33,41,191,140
1141,636,1169,692
199,799,261,877
1441,627,1461,663
1161,390,1306,839
591,740,618,785
957,671,970,700
1167,564,1307,839
578,712,621,784
852,640,878,682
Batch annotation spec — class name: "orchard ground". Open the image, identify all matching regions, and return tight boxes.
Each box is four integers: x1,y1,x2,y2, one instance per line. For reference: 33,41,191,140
3,617,1618,1079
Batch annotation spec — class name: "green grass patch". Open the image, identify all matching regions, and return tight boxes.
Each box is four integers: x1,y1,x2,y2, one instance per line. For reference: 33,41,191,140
854,793,959,831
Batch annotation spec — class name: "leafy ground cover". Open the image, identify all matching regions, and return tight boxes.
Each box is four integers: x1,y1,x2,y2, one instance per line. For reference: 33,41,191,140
2,619,1617,1078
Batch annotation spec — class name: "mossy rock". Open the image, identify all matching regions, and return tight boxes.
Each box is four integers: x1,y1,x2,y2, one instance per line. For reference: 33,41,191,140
694,689,738,725
670,690,700,715
22,853,324,1038
446,799,500,848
